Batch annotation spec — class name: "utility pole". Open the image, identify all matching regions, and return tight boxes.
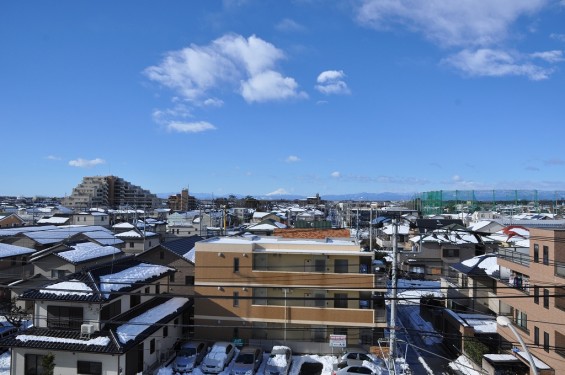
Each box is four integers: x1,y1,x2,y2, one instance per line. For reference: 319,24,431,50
389,218,398,375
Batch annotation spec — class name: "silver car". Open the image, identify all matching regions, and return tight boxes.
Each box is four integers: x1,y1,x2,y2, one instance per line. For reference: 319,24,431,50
230,346,263,375
201,341,236,374
173,341,209,373
265,345,292,375
339,352,383,367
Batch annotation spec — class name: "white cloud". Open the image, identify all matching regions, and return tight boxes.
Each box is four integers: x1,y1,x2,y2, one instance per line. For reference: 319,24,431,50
241,71,307,102
452,175,462,182
68,158,105,168
166,121,217,133
266,188,289,196
442,48,554,80
530,50,565,63
203,98,224,107
550,33,565,42
286,155,301,163
46,155,61,161
356,0,547,48
331,171,341,178
276,18,306,33
145,34,306,103
315,70,351,95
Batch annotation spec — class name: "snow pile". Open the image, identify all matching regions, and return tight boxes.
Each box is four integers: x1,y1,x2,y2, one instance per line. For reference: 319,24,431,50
448,355,482,375
16,335,110,346
100,263,172,297
183,248,196,263
116,297,188,343
41,279,93,296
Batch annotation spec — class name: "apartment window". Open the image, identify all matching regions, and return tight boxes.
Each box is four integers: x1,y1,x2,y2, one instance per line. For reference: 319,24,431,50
129,242,134,248
334,293,348,308
543,246,549,265
534,326,539,346
185,276,195,286
544,289,550,309
556,331,565,358
515,309,528,332
534,244,539,263
155,283,160,294
77,361,102,375
145,287,150,294
544,331,550,352
170,273,175,283
25,354,45,375
51,269,66,279
150,338,156,354
461,275,468,289
233,257,240,273
334,259,348,273
233,291,239,307
163,326,168,338
534,286,539,304
100,300,121,322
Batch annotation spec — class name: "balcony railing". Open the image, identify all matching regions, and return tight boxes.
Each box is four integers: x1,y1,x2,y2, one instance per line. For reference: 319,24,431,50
498,248,530,267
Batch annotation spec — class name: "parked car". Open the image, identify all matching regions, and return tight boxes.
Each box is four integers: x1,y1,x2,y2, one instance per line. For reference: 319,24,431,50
265,345,292,375
231,346,264,375
334,365,381,375
339,352,383,367
173,341,209,373
201,341,236,374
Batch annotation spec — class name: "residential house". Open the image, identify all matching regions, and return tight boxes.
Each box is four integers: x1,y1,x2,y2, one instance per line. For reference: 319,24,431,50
494,227,565,374
0,243,36,302
30,241,128,280
137,236,202,298
251,212,281,224
0,214,25,228
71,212,110,227
442,254,500,315
193,233,387,352
115,228,160,254
0,258,191,375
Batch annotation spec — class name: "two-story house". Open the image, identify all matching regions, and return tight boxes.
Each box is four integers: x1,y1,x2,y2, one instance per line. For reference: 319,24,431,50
193,234,387,352
0,258,192,375
115,228,160,254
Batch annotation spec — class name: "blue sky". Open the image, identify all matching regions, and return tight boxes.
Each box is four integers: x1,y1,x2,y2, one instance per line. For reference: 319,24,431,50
2,0,565,198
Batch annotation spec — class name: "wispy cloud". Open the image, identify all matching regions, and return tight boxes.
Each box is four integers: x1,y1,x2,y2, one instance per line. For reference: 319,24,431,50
167,121,217,133
442,48,555,80
525,165,540,171
356,0,547,48
46,155,62,161
276,18,306,33
355,1,561,80
331,171,341,178
544,157,565,166
68,158,105,168
315,70,351,95
286,155,301,163
145,34,306,104
550,33,565,42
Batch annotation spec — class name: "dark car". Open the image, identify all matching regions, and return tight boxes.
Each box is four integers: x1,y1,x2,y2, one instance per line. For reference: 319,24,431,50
231,346,264,375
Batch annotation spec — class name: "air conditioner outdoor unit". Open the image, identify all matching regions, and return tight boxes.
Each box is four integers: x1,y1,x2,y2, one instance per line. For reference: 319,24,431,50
81,323,94,335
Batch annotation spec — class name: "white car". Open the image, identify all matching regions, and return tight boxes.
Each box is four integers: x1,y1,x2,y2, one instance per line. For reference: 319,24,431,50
265,345,292,375
201,342,236,374
339,352,383,367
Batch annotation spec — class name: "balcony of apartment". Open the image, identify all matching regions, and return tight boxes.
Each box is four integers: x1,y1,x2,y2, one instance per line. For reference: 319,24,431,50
555,260,565,279
495,268,530,296
251,253,385,289
250,289,387,326
497,247,530,267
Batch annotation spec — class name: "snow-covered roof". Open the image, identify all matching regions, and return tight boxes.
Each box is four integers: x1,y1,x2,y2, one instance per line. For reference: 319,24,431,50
459,255,499,276
100,263,173,297
183,248,196,263
36,216,69,224
382,224,411,235
115,230,157,238
116,297,189,343
16,334,110,346
57,243,122,263
41,279,93,297
0,243,35,258
113,222,135,229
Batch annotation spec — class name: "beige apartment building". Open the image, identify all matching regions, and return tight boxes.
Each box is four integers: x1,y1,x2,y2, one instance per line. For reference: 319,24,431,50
193,234,387,351
496,228,565,375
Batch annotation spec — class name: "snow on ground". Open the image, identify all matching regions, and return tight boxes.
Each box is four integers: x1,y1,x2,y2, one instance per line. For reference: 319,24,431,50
0,351,10,375
448,355,482,375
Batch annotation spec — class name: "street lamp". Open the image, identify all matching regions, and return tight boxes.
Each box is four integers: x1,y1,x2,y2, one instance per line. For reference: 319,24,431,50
496,315,538,375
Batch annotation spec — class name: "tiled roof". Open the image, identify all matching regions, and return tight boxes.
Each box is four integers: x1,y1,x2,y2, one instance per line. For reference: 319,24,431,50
161,236,204,257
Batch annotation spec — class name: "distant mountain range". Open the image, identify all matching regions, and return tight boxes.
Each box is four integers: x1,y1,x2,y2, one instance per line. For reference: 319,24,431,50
158,191,417,201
